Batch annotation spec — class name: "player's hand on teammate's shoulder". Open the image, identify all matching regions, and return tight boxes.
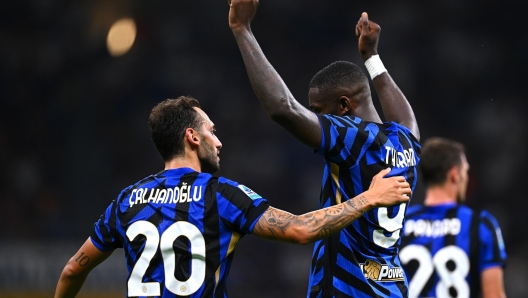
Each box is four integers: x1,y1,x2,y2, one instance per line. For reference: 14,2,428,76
364,168,411,208
228,0,259,30
355,12,381,61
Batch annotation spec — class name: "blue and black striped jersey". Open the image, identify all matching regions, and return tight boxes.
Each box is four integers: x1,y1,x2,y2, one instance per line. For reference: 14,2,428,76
90,167,269,298
308,114,420,298
400,203,507,298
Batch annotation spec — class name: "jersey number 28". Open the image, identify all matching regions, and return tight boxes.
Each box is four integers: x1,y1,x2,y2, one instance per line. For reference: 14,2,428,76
400,244,469,298
126,220,206,297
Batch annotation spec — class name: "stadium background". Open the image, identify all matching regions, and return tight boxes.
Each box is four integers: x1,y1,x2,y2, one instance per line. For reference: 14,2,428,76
1,0,526,297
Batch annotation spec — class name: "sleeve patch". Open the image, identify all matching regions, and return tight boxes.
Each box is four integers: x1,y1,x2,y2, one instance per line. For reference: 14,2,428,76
237,184,262,200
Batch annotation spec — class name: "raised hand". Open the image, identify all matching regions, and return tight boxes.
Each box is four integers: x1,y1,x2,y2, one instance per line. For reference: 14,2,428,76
365,168,411,208
355,12,381,61
228,0,259,31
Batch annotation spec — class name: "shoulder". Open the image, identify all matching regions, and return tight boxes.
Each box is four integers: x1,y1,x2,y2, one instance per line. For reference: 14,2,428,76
478,210,503,229
318,114,364,128
114,174,158,203
384,121,420,143
216,176,264,200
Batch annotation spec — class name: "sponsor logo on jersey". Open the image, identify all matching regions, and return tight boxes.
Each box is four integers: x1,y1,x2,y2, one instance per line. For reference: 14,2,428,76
404,218,461,238
237,185,262,200
359,259,404,282
384,146,417,168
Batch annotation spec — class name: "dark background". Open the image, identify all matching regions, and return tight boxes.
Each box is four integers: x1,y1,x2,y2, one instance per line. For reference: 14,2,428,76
1,0,527,296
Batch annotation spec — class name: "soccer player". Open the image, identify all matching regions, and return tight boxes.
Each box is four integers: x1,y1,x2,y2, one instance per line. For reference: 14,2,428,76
54,96,412,298
400,137,507,298
229,0,420,297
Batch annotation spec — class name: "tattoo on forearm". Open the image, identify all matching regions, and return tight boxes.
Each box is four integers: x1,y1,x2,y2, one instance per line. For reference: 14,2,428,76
75,252,90,267
346,194,369,215
255,194,369,242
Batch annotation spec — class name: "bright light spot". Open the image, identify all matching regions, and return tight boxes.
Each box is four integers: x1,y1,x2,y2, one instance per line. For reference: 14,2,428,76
107,18,136,57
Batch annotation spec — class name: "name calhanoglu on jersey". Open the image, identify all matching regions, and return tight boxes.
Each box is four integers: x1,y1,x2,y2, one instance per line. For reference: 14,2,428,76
404,218,461,238
360,260,405,282
128,183,203,207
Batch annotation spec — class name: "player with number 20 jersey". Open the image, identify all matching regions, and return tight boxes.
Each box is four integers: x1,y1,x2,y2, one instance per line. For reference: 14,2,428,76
91,168,269,298
308,115,420,297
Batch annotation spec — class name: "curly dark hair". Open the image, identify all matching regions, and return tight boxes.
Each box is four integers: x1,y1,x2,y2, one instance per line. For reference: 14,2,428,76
309,61,369,92
148,96,202,161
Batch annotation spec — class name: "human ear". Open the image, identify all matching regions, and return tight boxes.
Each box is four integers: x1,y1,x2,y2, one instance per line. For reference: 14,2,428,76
339,96,351,114
448,166,460,183
185,128,200,146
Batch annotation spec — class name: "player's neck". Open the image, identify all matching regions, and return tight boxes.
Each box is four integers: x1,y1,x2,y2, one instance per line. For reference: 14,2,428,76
351,106,382,123
164,152,202,172
423,186,457,206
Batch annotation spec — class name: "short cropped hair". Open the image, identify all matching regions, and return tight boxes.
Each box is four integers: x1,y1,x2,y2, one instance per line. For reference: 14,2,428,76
419,137,465,187
309,61,369,92
148,96,202,161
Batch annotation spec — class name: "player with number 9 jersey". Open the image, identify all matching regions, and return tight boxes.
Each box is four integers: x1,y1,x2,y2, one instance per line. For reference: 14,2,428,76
308,115,420,297
400,205,507,298
91,168,269,298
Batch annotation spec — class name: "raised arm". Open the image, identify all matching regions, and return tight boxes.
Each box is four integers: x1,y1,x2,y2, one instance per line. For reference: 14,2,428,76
355,12,420,140
55,238,113,298
228,0,322,149
252,168,411,244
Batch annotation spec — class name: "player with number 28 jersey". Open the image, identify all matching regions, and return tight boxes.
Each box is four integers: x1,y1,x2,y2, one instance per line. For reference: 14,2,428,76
400,137,507,298
91,168,269,297
400,204,507,298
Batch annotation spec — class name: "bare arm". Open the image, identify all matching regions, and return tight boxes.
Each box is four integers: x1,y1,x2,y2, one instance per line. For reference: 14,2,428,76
481,266,507,298
253,168,411,244
356,12,420,140
55,238,113,298
228,0,321,149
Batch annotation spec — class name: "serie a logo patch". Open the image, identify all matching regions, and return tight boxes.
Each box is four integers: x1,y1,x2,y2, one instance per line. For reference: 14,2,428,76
359,259,404,282
237,184,262,200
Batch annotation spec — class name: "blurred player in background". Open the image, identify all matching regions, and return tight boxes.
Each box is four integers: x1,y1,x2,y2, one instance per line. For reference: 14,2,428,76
400,137,507,298
229,0,420,296
54,96,412,298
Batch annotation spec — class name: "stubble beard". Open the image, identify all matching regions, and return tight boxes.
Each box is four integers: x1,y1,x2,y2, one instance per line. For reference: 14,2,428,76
199,138,220,174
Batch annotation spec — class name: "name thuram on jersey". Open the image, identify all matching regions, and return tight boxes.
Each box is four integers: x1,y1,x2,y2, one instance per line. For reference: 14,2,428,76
359,260,405,282
128,183,203,207
384,146,417,168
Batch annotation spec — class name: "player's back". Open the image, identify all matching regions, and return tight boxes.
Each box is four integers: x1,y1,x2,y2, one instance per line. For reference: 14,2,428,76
400,203,507,298
90,167,269,298
309,114,421,297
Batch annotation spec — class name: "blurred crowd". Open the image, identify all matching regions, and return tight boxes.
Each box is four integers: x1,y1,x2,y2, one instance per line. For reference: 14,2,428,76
0,0,526,296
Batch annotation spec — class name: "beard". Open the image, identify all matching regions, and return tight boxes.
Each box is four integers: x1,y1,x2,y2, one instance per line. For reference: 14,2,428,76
198,135,220,174
456,189,466,203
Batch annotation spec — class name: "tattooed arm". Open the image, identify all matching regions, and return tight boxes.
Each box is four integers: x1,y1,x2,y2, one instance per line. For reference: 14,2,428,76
252,168,411,244
55,238,113,298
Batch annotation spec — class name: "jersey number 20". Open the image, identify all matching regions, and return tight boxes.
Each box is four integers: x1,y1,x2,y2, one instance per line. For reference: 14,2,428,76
126,221,206,297
400,244,469,298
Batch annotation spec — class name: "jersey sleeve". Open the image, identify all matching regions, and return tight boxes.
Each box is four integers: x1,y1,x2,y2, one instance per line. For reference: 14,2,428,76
90,199,122,251
478,210,507,271
215,177,269,235
90,186,133,251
